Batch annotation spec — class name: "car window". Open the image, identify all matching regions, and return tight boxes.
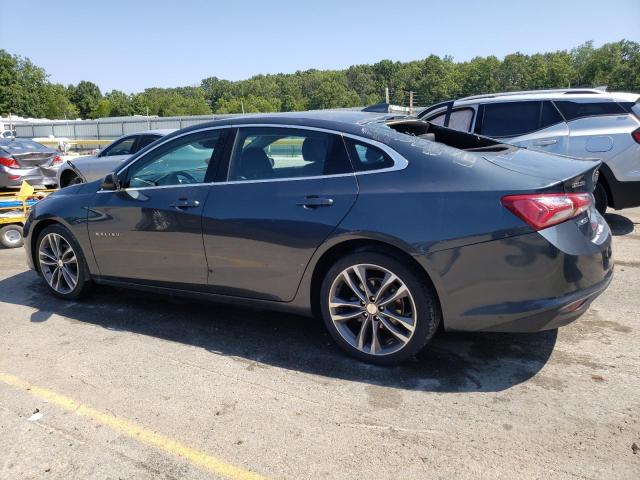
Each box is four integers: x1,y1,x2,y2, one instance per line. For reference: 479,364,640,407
101,137,136,157
344,138,394,172
479,101,542,137
554,100,627,121
428,108,474,132
0,138,50,153
540,100,564,129
135,135,161,152
227,127,351,181
126,130,220,188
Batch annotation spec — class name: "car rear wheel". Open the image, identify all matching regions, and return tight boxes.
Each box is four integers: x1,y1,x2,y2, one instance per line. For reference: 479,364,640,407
0,224,24,248
320,251,440,365
36,224,91,299
593,182,608,215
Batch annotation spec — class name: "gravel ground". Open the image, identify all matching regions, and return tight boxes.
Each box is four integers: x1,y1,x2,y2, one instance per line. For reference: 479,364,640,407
0,209,638,479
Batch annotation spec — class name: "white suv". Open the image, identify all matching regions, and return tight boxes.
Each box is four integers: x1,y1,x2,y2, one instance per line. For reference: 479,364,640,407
419,88,640,214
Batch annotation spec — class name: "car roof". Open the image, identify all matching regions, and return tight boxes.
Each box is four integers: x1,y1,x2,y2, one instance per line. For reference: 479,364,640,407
131,129,176,136
451,88,640,106
173,110,402,138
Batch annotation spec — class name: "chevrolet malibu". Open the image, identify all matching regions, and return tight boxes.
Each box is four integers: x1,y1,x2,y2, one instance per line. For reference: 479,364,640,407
23,111,613,365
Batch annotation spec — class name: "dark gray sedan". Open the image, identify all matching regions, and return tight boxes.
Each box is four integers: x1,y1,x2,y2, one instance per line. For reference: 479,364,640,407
0,138,61,188
23,111,612,364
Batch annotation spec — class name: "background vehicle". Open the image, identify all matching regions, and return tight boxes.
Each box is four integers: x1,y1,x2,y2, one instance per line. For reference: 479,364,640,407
1,130,17,138
0,138,62,188
24,112,612,365
419,88,640,214
57,129,174,187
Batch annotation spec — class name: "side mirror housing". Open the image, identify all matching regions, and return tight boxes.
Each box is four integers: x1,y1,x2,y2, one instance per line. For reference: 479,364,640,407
101,173,120,191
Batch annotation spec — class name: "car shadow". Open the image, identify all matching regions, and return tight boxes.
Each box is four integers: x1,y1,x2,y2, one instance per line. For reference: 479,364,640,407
1,271,558,393
605,212,636,236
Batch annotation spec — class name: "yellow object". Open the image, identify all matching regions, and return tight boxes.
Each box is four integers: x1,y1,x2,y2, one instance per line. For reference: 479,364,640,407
18,181,35,199
0,372,268,480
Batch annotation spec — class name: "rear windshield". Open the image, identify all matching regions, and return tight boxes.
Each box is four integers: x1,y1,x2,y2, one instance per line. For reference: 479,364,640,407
0,139,51,153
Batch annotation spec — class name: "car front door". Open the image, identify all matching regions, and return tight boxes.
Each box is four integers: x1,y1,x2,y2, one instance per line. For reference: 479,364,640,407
83,135,138,183
87,128,226,286
201,126,358,302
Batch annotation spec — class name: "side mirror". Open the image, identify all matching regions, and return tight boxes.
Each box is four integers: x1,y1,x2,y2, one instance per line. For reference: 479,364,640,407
101,173,120,191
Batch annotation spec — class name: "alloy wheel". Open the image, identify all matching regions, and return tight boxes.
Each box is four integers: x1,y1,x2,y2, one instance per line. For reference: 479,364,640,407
328,263,417,356
38,233,79,294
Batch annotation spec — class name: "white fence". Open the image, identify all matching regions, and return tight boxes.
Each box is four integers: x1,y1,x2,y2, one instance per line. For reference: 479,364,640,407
14,114,238,140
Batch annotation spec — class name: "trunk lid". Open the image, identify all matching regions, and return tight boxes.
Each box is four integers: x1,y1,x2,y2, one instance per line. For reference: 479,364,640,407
0,139,57,167
482,148,601,194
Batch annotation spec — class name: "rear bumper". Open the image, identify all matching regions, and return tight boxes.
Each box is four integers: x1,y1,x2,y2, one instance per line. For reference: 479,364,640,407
0,167,58,188
423,210,613,333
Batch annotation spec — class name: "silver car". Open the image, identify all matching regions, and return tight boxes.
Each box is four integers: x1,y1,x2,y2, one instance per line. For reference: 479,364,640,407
0,138,62,188
419,88,640,213
57,129,175,188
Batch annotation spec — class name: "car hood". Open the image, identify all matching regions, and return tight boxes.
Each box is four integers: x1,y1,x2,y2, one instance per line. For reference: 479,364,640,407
67,155,100,167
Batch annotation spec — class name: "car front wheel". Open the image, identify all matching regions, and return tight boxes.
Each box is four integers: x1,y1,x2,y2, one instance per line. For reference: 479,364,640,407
320,251,440,365
36,224,91,299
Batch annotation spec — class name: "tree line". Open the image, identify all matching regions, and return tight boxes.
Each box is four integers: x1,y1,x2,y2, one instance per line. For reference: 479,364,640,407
0,40,638,120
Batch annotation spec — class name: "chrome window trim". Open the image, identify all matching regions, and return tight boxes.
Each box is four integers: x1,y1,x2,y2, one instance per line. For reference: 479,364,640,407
101,123,409,193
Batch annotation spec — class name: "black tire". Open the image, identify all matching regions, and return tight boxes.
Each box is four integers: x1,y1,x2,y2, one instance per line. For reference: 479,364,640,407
35,224,91,299
68,175,84,186
0,224,24,248
593,182,608,215
320,251,440,365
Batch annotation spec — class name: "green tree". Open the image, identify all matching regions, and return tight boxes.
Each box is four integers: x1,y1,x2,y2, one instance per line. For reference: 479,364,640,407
69,81,102,118
42,83,79,119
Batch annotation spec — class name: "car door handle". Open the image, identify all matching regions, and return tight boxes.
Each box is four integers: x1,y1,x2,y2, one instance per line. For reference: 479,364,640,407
296,196,334,209
533,139,558,146
169,199,200,209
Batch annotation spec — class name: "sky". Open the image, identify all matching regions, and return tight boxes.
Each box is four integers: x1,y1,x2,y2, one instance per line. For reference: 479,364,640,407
1,0,638,94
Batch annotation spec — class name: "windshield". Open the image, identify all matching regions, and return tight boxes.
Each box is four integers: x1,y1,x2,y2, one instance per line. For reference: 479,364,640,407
0,138,51,153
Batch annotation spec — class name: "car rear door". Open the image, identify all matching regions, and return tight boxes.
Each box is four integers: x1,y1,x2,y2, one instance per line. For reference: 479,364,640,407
87,128,226,286
201,125,358,302
476,100,569,155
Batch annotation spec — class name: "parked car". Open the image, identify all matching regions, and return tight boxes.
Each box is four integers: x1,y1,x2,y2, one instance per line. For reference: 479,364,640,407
0,138,62,189
418,88,640,214
57,130,174,188
24,111,612,365
1,129,17,138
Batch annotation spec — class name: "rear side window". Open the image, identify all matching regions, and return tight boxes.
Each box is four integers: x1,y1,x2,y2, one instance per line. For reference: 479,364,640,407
344,138,394,172
228,127,351,181
479,101,541,137
554,101,626,121
478,101,564,138
428,108,474,132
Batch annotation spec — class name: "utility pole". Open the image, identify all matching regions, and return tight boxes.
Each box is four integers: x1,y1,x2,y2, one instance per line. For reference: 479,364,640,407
241,100,245,115
385,87,390,105
146,106,150,129
409,91,414,115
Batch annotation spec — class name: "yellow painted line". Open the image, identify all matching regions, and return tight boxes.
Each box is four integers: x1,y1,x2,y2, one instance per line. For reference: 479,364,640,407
0,372,268,480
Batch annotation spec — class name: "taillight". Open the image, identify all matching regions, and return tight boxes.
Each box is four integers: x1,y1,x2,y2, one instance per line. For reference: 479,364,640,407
501,193,592,230
632,127,640,144
0,157,19,168
52,155,63,165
